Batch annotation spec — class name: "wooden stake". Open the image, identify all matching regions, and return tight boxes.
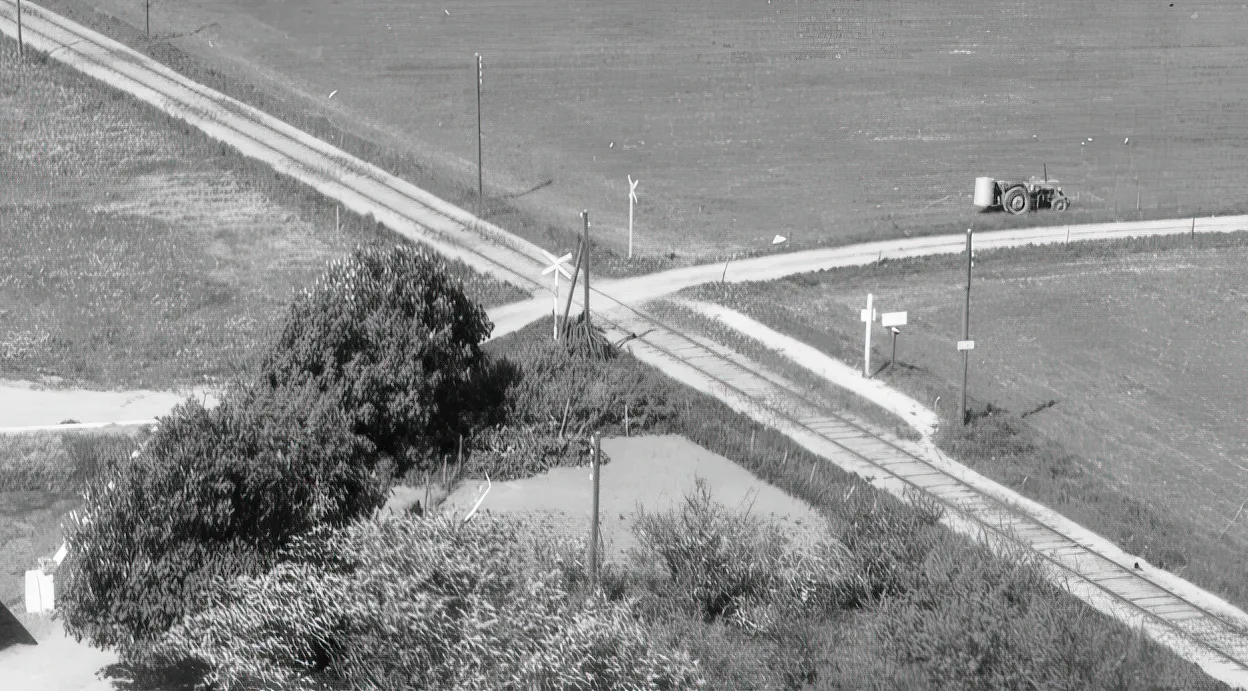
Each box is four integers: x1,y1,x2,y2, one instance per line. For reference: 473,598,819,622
625,403,629,437
146,0,150,39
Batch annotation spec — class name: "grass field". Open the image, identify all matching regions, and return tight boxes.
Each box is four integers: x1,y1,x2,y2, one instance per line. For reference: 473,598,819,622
0,37,526,391
685,231,1248,608
36,0,1248,267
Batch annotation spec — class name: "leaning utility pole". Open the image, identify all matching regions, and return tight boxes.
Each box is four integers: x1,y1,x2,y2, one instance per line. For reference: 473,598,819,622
959,227,973,425
16,0,24,57
581,210,591,331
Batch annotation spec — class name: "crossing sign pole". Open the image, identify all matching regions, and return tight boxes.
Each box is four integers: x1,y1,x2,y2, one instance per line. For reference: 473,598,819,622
881,311,907,372
541,250,574,340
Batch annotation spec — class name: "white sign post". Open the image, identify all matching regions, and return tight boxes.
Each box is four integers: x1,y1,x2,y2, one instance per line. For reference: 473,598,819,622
881,312,907,372
628,175,639,259
860,293,878,377
541,249,574,340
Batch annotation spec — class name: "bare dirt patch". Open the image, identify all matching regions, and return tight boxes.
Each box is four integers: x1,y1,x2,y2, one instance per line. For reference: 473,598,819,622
439,434,831,561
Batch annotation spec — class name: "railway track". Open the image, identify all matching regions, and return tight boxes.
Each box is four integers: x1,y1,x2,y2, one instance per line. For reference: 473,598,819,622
5,2,1248,686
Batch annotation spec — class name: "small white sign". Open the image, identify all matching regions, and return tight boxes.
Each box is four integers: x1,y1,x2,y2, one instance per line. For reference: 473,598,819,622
957,340,976,351
772,234,787,245
881,311,907,327
860,308,877,323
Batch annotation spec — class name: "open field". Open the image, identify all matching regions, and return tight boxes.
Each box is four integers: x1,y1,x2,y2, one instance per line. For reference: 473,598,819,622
685,231,1248,608
0,36,526,391
29,0,1248,267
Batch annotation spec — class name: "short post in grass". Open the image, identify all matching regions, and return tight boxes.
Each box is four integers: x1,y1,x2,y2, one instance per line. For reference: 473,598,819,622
588,433,602,592
627,175,639,259
959,227,974,425
146,0,150,39
475,53,483,198
881,311,907,372
581,210,591,331
541,249,574,340
16,0,23,57
860,293,877,377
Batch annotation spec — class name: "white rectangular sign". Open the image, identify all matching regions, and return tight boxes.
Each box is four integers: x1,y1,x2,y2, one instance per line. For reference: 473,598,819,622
860,308,877,323
881,311,907,327
957,340,976,351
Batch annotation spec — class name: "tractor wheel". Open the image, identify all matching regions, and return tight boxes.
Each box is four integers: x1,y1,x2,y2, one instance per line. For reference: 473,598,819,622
1053,196,1070,212
1002,186,1030,215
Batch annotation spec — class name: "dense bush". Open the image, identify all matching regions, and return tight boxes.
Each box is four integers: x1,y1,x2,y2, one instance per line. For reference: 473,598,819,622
146,514,706,690
257,244,499,475
631,481,848,629
58,379,391,653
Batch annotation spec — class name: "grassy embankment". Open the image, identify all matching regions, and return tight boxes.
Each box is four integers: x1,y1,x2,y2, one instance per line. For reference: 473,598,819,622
0,36,526,392
686,230,1248,613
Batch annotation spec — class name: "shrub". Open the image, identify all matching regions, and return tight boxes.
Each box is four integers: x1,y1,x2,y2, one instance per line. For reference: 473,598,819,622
257,244,496,475
146,514,706,690
0,429,142,492
631,481,848,628
874,540,1216,690
57,379,391,654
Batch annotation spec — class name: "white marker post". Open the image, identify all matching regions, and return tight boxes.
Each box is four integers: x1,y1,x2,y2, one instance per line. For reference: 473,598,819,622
628,175,639,259
540,250,574,340
860,294,878,378
881,311,907,372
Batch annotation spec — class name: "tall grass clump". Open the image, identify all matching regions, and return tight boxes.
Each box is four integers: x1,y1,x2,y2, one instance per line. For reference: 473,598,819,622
145,514,706,690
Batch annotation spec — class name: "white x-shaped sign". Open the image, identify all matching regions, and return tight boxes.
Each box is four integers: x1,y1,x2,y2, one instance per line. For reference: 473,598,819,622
541,249,574,339
541,249,574,279
628,175,639,204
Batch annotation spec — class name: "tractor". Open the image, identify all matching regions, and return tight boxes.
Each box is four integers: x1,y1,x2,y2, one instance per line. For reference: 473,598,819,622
974,173,1070,215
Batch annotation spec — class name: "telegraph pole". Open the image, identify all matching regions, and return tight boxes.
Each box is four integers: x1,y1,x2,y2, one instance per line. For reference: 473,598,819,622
960,227,973,425
146,0,150,39
588,433,602,591
475,53,483,197
581,210,591,331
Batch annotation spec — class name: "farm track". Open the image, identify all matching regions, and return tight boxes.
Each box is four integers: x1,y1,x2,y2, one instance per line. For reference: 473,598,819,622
5,2,1248,686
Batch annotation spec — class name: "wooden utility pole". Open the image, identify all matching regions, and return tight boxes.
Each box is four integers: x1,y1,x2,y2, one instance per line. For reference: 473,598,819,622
960,228,973,425
559,240,584,338
581,210,591,331
16,0,24,57
146,0,150,39
475,53,483,197
588,433,602,591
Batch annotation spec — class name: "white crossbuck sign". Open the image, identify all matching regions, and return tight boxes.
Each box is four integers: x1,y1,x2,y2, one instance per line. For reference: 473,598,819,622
628,175,639,259
541,249,574,339
861,294,877,377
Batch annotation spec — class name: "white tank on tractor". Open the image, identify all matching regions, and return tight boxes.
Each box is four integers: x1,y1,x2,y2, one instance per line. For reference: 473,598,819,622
974,170,1070,215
